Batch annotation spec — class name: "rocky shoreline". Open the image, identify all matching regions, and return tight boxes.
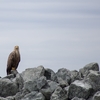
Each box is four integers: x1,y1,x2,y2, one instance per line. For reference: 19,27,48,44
0,62,100,100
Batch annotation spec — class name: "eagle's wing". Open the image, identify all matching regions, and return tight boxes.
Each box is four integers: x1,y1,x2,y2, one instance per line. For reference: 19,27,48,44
15,53,20,69
7,51,16,75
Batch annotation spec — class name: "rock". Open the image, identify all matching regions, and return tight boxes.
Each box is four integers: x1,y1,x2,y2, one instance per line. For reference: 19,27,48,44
68,80,93,99
24,79,38,92
71,97,86,100
87,96,93,100
64,86,69,93
44,68,57,82
21,91,45,100
57,77,69,88
93,91,100,100
12,73,24,91
79,62,99,78
50,86,68,100
71,70,81,82
56,68,71,84
14,90,29,100
37,76,47,90
0,97,7,100
6,96,15,100
11,70,18,77
87,70,100,92
21,65,45,82
4,74,15,79
0,78,18,97
23,76,47,92
41,80,59,100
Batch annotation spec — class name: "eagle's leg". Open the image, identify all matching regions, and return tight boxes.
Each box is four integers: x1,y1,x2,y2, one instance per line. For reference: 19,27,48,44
11,67,18,77
12,67,16,70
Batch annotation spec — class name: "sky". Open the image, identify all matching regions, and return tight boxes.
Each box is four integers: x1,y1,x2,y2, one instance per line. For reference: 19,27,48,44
0,0,100,77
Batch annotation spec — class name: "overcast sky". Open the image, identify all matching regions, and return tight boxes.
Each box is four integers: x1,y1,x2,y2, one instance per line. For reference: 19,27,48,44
0,0,100,77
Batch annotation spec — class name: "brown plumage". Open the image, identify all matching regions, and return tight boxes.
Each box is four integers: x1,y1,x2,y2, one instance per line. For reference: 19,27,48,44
7,46,20,75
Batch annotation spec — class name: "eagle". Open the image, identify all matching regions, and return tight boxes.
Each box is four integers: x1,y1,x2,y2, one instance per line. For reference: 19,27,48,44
6,46,20,75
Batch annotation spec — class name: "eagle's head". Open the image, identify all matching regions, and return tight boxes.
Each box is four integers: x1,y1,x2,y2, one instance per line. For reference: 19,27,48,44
14,45,19,50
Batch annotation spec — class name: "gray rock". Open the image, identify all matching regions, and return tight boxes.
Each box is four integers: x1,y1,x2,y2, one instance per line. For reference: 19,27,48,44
21,91,45,100
79,62,99,78
23,76,47,92
41,80,59,100
71,70,81,83
21,65,45,82
64,86,69,93
37,76,47,90
56,68,71,84
4,74,15,79
87,96,93,100
50,86,68,100
24,79,38,91
44,68,57,82
11,70,18,77
71,97,86,100
57,77,69,88
68,80,92,99
14,90,29,100
93,91,100,100
87,70,100,92
0,78,18,97
0,97,7,100
6,96,15,100
12,73,24,91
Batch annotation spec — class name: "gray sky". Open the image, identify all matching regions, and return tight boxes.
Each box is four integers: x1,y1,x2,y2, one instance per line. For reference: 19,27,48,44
0,0,100,77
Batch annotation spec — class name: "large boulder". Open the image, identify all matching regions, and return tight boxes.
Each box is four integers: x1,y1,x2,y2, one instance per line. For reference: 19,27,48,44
21,65,45,82
21,66,46,92
79,62,99,78
23,76,47,92
0,78,18,97
68,80,93,99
